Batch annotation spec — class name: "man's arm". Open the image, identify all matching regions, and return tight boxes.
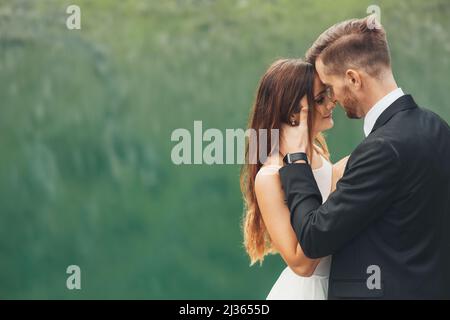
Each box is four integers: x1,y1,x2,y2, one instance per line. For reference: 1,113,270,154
279,138,400,259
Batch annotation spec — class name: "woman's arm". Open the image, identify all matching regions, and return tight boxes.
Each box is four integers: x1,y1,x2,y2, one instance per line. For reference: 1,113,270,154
255,169,320,277
332,155,350,192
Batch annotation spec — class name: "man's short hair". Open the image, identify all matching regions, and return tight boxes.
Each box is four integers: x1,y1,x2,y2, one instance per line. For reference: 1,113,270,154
306,15,391,77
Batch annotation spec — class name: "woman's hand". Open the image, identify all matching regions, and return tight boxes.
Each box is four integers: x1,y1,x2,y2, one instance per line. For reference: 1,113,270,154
280,106,310,157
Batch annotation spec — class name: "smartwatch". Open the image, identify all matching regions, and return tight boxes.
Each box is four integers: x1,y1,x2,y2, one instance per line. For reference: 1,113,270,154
283,152,309,165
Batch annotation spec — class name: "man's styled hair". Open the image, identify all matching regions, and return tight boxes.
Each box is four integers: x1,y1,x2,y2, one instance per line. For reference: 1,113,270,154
306,15,391,78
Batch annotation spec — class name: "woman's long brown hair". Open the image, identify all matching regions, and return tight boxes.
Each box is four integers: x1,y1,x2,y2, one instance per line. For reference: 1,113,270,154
240,59,330,265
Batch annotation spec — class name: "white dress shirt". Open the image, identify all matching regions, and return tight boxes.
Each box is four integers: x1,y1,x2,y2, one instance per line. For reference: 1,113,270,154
363,87,405,137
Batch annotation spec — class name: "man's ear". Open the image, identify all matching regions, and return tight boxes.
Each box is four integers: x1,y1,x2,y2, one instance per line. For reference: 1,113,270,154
345,69,362,89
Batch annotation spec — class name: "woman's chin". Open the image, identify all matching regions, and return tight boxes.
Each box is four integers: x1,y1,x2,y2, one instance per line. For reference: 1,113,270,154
316,118,334,133
323,118,334,130
328,118,334,128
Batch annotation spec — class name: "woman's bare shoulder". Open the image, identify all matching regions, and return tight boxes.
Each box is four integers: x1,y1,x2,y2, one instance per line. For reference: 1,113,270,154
264,154,284,167
256,155,283,175
255,156,284,196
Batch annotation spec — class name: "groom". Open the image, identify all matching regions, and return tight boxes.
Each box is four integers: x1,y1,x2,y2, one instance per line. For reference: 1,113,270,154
280,16,450,299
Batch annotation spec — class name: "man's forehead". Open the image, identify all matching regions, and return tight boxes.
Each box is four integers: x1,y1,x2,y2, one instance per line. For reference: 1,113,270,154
315,59,329,83
315,56,324,69
317,58,339,86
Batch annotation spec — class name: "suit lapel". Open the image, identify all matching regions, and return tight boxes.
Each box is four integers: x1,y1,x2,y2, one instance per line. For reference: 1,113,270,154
370,95,418,135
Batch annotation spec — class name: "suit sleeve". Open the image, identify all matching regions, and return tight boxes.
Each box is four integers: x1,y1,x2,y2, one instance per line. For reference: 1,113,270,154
279,138,401,259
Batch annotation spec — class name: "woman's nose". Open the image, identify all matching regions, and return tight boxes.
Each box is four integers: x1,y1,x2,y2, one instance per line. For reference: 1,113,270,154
327,100,337,110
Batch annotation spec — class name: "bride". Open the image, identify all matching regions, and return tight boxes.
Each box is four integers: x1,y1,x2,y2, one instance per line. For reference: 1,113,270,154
240,58,349,299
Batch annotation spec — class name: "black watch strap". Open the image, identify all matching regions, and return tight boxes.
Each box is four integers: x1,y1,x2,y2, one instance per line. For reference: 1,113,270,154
283,152,309,165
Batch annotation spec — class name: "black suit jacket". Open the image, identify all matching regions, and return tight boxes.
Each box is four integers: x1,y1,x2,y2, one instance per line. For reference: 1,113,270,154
280,95,450,299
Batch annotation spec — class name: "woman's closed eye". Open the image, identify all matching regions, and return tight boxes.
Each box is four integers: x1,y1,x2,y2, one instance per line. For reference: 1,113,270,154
315,96,325,105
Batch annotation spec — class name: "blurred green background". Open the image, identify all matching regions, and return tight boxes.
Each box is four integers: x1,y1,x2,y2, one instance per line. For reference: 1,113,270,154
0,0,449,299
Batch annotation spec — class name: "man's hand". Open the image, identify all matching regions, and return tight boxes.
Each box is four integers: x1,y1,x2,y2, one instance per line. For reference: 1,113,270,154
280,106,309,157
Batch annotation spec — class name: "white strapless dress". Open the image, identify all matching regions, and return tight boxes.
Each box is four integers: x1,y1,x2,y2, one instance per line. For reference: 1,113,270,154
264,156,333,300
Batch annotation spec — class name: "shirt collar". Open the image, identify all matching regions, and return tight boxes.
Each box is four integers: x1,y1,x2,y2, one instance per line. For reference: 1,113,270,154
363,87,404,137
